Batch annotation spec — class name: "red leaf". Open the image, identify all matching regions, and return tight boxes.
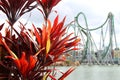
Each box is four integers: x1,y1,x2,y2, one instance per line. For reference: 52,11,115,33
58,67,75,80
33,24,41,45
51,15,59,33
0,23,4,30
48,74,57,80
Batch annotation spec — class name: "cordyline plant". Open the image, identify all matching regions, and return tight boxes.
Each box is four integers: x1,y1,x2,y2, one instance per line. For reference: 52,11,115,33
0,0,37,25
37,0,61,21
0,0,80,80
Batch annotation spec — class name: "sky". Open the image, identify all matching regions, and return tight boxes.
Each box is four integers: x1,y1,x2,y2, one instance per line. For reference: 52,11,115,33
0,0,120,48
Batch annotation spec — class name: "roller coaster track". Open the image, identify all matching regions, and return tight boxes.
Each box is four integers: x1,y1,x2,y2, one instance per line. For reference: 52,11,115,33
67,12,119,65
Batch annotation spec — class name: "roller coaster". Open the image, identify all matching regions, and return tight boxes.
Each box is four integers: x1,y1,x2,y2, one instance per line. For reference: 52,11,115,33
67,12,120,65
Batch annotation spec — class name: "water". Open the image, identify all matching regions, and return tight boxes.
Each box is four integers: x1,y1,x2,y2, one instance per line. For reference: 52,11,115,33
55,65,120,80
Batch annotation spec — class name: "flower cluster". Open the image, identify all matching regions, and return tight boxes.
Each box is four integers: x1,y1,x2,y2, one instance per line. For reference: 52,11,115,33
0,0,80,80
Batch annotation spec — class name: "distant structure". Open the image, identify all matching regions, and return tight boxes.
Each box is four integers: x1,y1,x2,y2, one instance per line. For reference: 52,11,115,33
67,12,120,65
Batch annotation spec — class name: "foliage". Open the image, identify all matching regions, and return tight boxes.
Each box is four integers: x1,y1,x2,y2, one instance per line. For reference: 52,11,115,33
0,0,80,80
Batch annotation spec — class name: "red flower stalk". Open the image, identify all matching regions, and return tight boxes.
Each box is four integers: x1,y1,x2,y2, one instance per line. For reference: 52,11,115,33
0,39,44,79
0,0,37,25
37,0,61,20
8,52,37,78
33,15,80,66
